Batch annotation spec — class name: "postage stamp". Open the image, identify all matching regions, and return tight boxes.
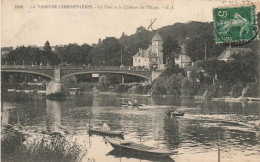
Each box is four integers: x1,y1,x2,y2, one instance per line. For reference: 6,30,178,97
213,5,258,44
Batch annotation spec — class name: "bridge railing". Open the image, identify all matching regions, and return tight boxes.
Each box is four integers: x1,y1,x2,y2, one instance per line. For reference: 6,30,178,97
1,65,56,69
1,65,152,71
62,65,151,71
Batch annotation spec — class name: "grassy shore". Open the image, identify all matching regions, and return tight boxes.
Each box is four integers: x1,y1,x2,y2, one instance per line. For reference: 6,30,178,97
1,125,87,162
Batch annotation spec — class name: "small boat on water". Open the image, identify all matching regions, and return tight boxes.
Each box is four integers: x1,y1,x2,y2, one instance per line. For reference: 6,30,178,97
87,127,124,137
106,137,175,157
224,97,247,102
122,100,143,107
46,92,66,100
211,97,247,102
247,97,260,101
121,103,143,107
166,111,184,117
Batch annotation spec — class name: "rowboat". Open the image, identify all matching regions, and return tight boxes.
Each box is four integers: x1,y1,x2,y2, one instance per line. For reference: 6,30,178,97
107,149,175,162
106,137,175,157
224,97,247,102
166,111,184,117
87,127,124,137
247,97,260,101
121,103,142,107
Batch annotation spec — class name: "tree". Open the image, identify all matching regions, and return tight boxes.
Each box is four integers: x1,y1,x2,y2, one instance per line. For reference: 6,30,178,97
81,44,92,64
165,73,184,96
201,58,227,84
4,46,42,65
136,26,147,33
42,41,60,65
92,37,121,66
163,35,181,69
61,76,78,93
152,76,167,96
228,51,259,85
181,77,199,97
44,41,52,54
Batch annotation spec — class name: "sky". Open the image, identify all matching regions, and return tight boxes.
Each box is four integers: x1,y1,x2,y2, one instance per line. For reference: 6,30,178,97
1,0,259,47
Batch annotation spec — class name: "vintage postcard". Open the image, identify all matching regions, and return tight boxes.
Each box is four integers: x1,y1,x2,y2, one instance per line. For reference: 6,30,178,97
1,0,260,162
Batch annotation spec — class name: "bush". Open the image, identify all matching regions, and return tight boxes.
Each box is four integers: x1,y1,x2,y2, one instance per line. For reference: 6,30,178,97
78,82,95,91
113,84,132,93
134,85,144,94
151,76,167,96
244,82,259,97
143,84,152,94
231,83,244,97
181,77,199,97
2,132,87,162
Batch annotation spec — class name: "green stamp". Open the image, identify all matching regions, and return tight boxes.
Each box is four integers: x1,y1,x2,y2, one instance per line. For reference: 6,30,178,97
213,5,258,44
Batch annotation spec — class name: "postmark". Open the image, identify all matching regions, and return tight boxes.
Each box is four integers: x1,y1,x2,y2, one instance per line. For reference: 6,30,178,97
213,5,258,44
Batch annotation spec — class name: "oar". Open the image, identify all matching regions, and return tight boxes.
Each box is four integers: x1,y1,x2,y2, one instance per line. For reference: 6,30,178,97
88,118,91,147
218,133,220,162
120,138,121,162
139,135,142,154
16,109,24,130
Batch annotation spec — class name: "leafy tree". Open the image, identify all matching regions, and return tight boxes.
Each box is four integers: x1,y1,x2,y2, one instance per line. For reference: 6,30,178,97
61,76,78,92
165,73,184,96
92,37,121,66
136,26,147,33
181,77,199,96
4,46,42,65
54,43,91,65
228,51,258,85
161,65,184,77
163,35,181,68
200,58,228,84
151,76,167,96
44,41,52,54
42,41,60,65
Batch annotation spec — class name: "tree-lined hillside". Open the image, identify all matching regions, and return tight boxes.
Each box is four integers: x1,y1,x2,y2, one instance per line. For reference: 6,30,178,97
2,21,259,66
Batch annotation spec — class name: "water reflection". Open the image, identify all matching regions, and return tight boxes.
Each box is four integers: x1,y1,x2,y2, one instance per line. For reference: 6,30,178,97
46,100,61,131
1,93,260,161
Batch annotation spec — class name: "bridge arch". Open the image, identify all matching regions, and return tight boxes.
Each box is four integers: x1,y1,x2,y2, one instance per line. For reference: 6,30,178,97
61,71,151,81
1,69,55,80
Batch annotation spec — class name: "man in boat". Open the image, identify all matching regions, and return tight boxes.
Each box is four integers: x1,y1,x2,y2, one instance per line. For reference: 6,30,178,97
103,122,110,131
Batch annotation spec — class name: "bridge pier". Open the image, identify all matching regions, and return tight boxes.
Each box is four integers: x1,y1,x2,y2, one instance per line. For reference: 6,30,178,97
46,82,62,95
46,68,62,95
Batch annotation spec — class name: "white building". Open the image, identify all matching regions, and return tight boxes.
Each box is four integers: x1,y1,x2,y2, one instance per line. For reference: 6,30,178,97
133,31,165,70
175,44,191,68
218,47,252,62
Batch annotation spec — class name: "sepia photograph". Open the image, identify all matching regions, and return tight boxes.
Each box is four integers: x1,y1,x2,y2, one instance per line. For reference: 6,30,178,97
1,0,260,161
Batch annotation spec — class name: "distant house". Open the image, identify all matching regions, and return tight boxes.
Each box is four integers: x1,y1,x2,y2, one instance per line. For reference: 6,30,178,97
175,44,192,68
218,47,252,62
133,31,165,70
175,54,191,68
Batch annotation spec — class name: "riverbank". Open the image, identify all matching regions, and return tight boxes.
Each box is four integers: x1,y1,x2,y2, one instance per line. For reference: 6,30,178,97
1,124,87,162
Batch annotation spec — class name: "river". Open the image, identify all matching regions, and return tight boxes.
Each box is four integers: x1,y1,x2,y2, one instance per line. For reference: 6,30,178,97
2,92,260,162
